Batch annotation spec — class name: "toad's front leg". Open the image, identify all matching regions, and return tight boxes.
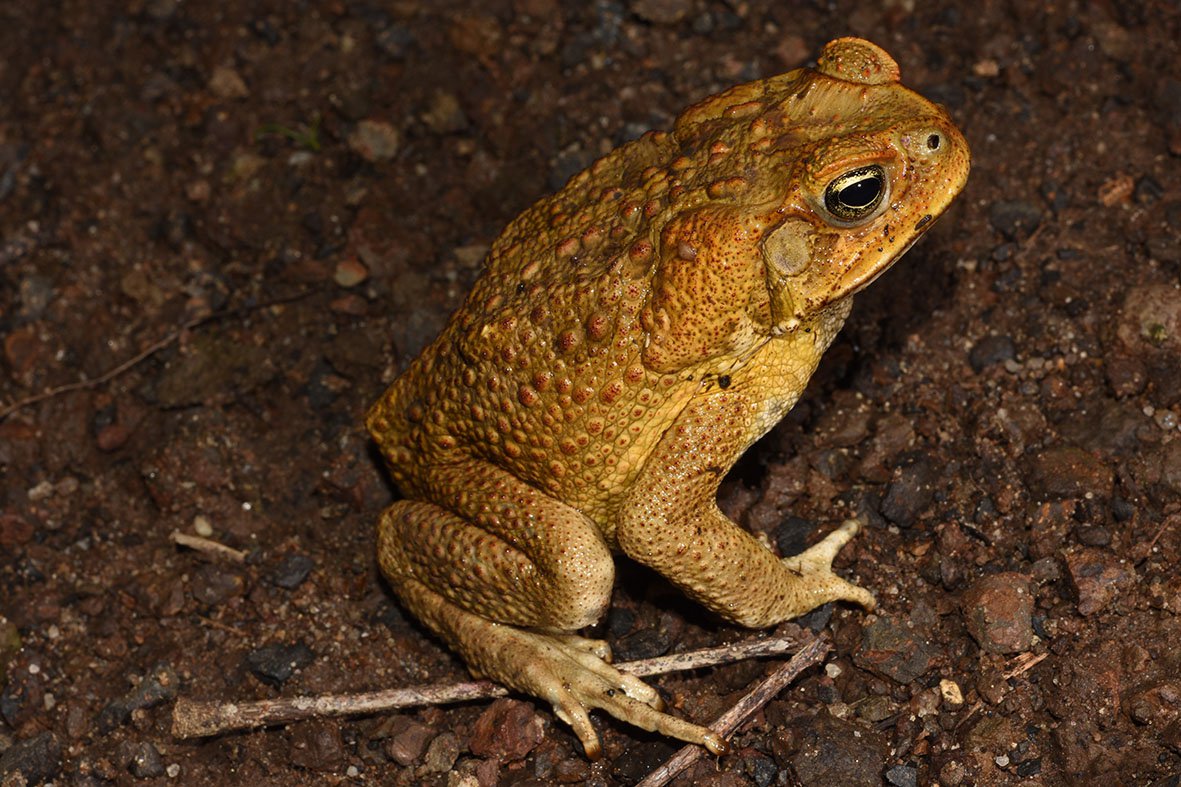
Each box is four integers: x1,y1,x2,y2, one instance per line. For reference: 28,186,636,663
376,460,726,758
616,387,875,628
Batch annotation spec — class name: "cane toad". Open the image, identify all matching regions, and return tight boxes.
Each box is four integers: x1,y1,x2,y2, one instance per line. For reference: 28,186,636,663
367,37,970,757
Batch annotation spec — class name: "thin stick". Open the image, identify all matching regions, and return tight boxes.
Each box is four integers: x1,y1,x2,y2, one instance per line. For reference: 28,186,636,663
171,633,809,739
636,634,830,787
954,700,983,731
1143,514,1177,555
613,633,808,677
0,327,190,421
954,652,1048,734
0,289,323,422
1003,651,1047,680
170,531,248,563
197,615,250,637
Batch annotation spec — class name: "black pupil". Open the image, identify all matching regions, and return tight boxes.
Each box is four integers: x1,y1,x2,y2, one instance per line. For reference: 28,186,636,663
840,175,881,208
928,133,941,149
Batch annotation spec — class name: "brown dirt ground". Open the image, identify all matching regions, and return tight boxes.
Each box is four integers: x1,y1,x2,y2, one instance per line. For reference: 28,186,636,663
2,1,1181,785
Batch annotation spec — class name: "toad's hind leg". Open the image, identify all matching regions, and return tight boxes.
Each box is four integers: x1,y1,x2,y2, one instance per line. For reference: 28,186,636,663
379,457,619,632
385,562,727,758
376,461,726,757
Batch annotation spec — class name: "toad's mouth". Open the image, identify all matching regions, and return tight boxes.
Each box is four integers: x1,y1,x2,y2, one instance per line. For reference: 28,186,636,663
843,214,936,295
762,208,946,333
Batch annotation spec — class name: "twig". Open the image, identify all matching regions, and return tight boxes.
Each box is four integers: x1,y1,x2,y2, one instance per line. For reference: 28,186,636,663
636,634,830,787
954,700,983,730
0,289,323,422
953,651,1049,733
171,633,810,739
0,324,193,421
170,531,248,563
612,633,809,677
1003,651,1047,680
197,615,249,637
1143,514,1177,555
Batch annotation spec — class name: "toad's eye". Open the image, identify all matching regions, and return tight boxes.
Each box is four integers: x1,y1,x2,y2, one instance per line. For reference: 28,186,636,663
823,164,886,222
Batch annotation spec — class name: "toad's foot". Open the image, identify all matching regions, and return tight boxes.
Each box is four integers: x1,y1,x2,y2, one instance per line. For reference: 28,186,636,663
467,623,727,759
781,519,876,611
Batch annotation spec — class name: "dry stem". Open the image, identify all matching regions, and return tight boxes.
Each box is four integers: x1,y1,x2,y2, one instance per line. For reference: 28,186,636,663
170,531,247,563
635,634,830,787
1003,651,1047,680
171,632,811,740
0,290,321,422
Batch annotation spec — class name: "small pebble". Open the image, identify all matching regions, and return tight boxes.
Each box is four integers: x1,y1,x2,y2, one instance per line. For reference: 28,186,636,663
1118,285,1181,352
969,335,1016,372
989,199,1043,239
3,327,43,378
27,480,55,502
885,764,919,787
748,753,779,787
245,642,314,687
334,258,369,288
940,678,964,708
1075,523,1111,547
1128,684,1178,725
1025,446,1114,500
612,626,671,662
192,514,213,537
288,721,346,772
271,553,315,590
961,573,1034,654
991,242,1015,262
630,0,693,25
1017,758,1043,777
96,422,132,451
468,699,544,763
382,717,434,766
775,515,817,558
854,618,939,684
348,119,400,162
190,564,245,606
419,731,461,775
420,91,468,134
127,741,165,779
856,695,896,723
1154,409,1178,430
605,606,635,639
208,66,249,99
880,458,937,527
96,664,179,733
0,732,61,784
1064,548,1137,615
1105,354,1147,397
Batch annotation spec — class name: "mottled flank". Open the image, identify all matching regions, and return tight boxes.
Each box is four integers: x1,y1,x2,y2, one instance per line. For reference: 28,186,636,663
367,38,970,758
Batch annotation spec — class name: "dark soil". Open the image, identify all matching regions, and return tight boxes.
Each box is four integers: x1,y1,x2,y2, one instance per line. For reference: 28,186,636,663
3,1,1180,785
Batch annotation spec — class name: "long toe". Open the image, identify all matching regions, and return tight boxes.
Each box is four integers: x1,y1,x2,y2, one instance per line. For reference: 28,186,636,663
531,632,725,754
